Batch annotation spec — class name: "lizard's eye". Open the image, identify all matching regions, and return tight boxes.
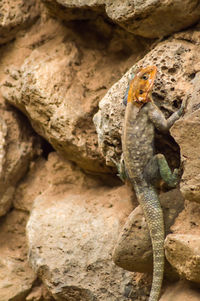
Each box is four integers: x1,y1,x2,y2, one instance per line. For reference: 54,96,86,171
141,74,148,80
139,90,143,94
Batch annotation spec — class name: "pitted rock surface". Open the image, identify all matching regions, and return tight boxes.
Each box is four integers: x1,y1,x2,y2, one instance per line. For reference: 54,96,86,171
1,17,147,174
94,32,200,203
42,0,200,38
26,186,134,300
0,0,39,45
0,102,40,217
112,189,184,274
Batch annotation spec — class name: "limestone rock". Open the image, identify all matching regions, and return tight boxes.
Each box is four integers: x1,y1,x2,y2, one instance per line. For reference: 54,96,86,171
0,103,41,217
94,32,200,200
1,17,146,174
170,200,200,236
0,210,36,301
170,28,200,203
171,71,200,203
14,152,125,212
165,234,200,283
160,281,200,301
0,0,39,45
164,201,200,283
26,175,134,300
42,0,200,38
112,189,184,273
106,0,200,38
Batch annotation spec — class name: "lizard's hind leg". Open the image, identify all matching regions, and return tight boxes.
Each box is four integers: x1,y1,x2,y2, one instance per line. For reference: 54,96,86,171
144,153,180,188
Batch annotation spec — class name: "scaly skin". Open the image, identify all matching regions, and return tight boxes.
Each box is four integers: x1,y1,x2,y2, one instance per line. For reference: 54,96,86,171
121,66,186,301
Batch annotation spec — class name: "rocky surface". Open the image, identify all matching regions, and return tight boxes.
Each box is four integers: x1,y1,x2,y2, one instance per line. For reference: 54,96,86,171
0,0,40,45
113,189,184,274
163,201,200,283
160,281,200,301
1,15,149,174
25,153,134,301
0,210,36,301
94,31,200,203
165,234,200,283
0,1,200,301
42,0,200,38
0,100,41,217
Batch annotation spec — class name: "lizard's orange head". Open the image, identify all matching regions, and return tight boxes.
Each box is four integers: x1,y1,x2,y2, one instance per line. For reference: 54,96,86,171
127,66,157,105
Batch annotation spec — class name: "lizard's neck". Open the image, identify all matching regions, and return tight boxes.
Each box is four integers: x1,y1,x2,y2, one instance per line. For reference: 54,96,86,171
124,101,144,128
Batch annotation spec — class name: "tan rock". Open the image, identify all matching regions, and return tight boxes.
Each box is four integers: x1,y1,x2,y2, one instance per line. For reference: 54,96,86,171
171,71,200,203
26,161,134,300
13,152,119,212
112,189,184,273
0,0,39,45
165,234,200,283
160,281,200,301
170,200,200,236
1,17,147,174
165,201,200,283
0,102,41,217
42,0,200,38
94,32,200,201
106,0,200,38
0,210,36,301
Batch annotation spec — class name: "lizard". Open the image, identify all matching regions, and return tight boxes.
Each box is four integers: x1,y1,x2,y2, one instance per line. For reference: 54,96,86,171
119,65,186,301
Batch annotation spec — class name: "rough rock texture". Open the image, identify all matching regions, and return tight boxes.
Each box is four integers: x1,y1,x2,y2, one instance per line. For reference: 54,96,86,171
93,25,200,298
160,281,200,301
93,31,200,202
163,201,200,283
93,37,196,167
0,210,36,301
113,189,184,273
0,100,41,217
0,0,40,45
171,34,200,202
0,2,200,301
1,16,149,174
42,0,200,38
165,234,200,283
26,152,134,301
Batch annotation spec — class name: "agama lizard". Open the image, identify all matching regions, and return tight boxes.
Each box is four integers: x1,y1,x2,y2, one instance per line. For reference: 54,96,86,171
120,66,186,301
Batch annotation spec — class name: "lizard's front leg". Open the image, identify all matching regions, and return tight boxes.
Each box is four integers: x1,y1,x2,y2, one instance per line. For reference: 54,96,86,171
112,154,128,182
148,97,187,132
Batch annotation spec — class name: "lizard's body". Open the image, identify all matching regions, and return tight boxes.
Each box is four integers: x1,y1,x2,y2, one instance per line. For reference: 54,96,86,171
121,66,185,301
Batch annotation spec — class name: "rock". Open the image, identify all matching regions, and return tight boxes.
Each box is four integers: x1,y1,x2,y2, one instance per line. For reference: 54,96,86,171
1,17,147,174
94,32,200,199
0,210,36,301
170,200,200,235
171,70,200,203
170,29,200,203
13,157,48,212
42,0,200,38
93,36,195,165
0,0,39,45
14,151,134,299
165,234,200,283
106,0,200,39
26,166,134,300
0,102,41,217
160,281,200,301
112,189,184,273
14,152,123,212
164,201,200,283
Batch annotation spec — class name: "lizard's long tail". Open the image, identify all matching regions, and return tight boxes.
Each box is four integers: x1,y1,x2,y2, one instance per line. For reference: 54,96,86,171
135,183,165,301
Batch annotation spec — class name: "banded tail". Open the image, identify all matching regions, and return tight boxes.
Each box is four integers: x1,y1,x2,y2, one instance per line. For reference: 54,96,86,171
134,183,165,301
